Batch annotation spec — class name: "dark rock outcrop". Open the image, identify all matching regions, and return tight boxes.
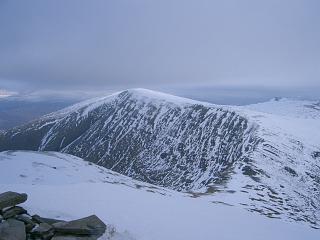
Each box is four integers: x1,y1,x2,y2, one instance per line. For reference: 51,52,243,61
0,218,26,240
53,215,106,237
2,206,27,219
15,215,36,232
0,191,107,240
31,222,54,240
51,236,98,240
32,215,66,225
0,192,28,210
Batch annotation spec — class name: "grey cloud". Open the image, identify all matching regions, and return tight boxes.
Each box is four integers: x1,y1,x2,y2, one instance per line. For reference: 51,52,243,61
0,0,319,92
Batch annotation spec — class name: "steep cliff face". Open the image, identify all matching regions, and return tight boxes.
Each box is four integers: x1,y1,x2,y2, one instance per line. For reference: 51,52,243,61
0,89,259,190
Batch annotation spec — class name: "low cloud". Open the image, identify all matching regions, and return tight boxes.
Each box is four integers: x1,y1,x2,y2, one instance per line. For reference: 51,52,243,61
0,0,319,93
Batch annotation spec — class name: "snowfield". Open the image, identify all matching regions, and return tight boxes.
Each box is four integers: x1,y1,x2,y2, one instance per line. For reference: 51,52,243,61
240,98,320,144
198,97,320,228
0,151,319,240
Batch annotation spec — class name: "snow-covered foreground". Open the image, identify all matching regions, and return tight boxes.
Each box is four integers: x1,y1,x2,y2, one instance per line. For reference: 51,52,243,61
0,151,319,240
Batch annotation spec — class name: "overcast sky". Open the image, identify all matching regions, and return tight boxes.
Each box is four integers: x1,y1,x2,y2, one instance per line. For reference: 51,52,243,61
0,0,319,98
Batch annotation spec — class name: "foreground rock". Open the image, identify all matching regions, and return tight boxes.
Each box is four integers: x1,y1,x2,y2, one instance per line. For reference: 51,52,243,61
0,191,28,210
0,218,26,240
2,206,27,219
0,191,107,240
32,214,66,225
31,222,54,239
52,236,98,240
53,215,106,236
15,215,36,232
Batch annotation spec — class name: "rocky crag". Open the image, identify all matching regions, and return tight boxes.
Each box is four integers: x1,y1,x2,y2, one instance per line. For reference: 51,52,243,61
0,191,107,240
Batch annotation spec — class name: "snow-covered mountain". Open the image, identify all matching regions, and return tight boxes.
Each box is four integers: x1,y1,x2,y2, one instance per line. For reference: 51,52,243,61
0,89,319,228
0,89,258,191
1,151,319,240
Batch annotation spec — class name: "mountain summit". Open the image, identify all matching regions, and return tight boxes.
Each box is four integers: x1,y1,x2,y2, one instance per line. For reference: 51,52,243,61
0,89,256,190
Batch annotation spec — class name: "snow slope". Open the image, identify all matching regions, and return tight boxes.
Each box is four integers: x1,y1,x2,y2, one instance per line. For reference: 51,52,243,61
0,151,319,240
203,98,320,228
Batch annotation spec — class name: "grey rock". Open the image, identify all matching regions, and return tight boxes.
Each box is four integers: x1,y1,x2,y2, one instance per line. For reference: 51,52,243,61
32,214,66,225
15,214,36,232
53,215,106,237
0,218,26,240
2,206,27,219
0,192,28,210
52,235,98,240
25,222,36,232
31,222,54,240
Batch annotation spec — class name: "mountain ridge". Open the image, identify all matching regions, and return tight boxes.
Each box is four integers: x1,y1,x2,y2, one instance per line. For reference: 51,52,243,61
0,89,319,228
0,88,259,190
